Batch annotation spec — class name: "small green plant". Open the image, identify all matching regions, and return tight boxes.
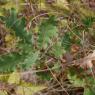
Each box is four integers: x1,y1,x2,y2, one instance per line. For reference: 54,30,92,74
0,1,95,94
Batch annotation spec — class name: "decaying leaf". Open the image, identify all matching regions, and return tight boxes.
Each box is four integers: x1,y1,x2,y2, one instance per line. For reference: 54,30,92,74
75,50,95,69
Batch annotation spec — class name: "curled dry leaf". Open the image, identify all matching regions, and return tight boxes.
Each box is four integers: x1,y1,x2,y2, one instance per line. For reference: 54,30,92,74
71,44,80,53
75,50,95,69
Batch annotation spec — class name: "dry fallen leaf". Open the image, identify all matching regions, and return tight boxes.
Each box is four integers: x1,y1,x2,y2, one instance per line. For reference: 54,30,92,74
71,44,80,53
75,50,95,69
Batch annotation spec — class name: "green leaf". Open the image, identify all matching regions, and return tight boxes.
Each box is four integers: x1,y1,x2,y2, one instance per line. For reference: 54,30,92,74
82,17,95,27
0,9,33,72
38,16,58,48
62,32,72,51
37,72,51,81
0,8,32,44
84,88,95,95
52,42,65,58
68,74,85,87
68,67,85,87
0,53,24,72
0,44,33,72
5,8,17,28
22,51,40,69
